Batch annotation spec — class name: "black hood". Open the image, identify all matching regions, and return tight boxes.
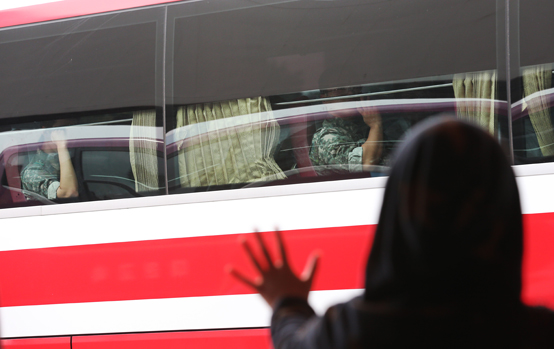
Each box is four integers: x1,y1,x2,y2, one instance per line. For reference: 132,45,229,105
364,117,522,309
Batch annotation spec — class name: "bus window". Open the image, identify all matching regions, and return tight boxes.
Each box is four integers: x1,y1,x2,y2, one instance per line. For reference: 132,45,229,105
0,7,165,208
512,64,554,162
166,0,501,193
168,97,286,189
167,72,503,193
0,112,165,207
513,1,554,164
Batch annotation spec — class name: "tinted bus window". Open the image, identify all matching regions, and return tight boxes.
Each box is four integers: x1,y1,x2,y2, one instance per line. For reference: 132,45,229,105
166,0,503,193
513,0,554,164
0,8,166,208
0,111,165,208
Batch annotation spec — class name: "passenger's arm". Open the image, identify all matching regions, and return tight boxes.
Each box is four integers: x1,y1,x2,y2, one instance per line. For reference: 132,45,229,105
51,130,79,198
359,106,383,166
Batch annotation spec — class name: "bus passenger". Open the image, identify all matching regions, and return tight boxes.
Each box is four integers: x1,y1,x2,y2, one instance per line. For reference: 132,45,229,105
21,128,79,200
230,118,554,348
309,87,383,175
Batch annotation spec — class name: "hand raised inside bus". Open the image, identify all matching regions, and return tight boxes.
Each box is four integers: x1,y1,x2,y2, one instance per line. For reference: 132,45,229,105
50,128,79,198
357,102,383,166
357,100,382,128
50,129,68,149
228,231,320,309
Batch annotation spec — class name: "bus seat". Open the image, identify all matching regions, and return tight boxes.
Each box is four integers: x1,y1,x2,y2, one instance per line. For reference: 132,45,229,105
289,113,317,177
5,151,27,203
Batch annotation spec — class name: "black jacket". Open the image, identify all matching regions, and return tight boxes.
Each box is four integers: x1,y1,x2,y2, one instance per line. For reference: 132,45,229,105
271,118,554,348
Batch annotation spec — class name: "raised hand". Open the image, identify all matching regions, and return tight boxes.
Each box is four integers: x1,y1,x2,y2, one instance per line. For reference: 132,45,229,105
228,231,319,309
50,129,68,149
357,103,382,128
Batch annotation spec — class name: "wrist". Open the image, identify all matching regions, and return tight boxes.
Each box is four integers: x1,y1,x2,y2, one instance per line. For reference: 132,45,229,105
272,296,312,312
368,121,381,129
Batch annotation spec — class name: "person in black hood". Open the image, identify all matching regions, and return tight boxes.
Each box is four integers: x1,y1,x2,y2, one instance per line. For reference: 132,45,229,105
229,117,554,348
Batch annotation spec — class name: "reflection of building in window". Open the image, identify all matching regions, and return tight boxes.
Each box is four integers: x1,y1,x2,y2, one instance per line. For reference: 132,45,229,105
453,71,497,135
521,65,554,156
175,97,286,187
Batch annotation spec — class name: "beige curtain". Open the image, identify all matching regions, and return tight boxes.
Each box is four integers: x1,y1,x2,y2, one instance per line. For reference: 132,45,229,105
130,110,160,193
176,97,286,187
522,65,554,156
453,71,497,135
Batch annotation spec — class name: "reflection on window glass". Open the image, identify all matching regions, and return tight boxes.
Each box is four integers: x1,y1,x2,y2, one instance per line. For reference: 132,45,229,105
513,64,554,163
0,111,164,208
166,0,501,193
168,70,502,193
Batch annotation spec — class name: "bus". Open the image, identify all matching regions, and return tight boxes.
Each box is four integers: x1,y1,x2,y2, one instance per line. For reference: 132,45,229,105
1,0,554,347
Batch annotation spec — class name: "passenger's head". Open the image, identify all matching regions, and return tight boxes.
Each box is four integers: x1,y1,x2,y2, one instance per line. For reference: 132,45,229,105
320,86,362,118
364,117,522,307
318,67,363,118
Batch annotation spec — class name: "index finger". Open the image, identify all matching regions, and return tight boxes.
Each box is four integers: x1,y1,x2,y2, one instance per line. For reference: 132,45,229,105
241,238,264,273
275,230,288,267
255,232,273,268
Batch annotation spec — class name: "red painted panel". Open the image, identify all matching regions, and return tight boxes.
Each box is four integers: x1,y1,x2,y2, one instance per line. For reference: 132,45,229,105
0,0,182,29
1,337,70,349
72,329,271,349
0,211,553,310
522,212,554,309
0,226,374,307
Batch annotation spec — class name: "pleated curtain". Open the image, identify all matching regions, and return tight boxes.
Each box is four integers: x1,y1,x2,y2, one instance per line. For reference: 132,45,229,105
522,65,554,156
453,71,497,135
176,97,286,187
130,110,160,193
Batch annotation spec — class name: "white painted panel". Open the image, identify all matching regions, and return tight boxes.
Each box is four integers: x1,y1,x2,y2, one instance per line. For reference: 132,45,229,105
0,188,384,251
0,289,363,338
517,173,554,215
1,169,554,251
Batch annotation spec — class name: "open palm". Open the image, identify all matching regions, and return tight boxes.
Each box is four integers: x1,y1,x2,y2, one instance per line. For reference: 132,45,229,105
229,231,319,309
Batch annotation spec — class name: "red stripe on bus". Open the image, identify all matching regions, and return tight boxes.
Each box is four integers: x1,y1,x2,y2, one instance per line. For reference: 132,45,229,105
72,329,271,349
0,0,181,29
0,211,553,309
1,337,70,349
522,212,554,309
0,226,375,307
